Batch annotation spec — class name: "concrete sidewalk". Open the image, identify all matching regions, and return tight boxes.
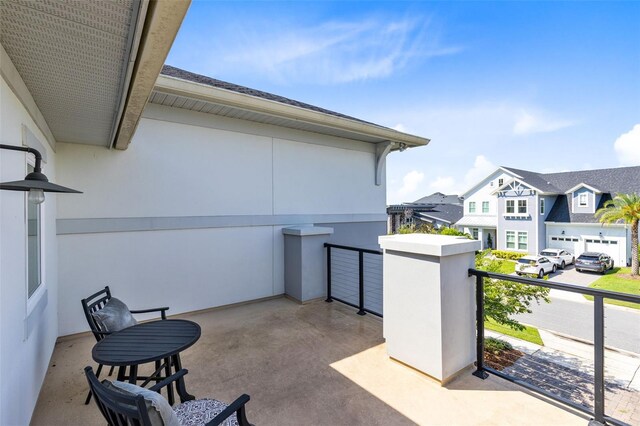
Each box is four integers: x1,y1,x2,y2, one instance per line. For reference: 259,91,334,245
486,328,640,425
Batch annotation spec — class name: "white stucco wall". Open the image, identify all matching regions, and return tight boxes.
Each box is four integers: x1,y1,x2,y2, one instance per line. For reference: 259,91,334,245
0,75,59,425
55,104,388,335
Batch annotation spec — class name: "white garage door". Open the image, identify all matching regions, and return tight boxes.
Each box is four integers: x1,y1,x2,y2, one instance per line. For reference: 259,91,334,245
549,236,580,253
585,239,623,265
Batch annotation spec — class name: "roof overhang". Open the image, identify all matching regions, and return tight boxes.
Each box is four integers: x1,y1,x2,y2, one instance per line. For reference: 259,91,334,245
113,1,191,150
564,183,602,194
0,0,190,150
456,216,498,228
151,74,430,148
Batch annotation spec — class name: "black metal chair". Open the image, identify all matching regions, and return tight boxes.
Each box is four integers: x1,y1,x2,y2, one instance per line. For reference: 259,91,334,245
85,366,252,426
81,286,170,404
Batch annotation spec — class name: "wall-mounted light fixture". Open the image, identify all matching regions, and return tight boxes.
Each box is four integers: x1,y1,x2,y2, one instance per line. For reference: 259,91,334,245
561,230,565,235
599,232,603,238
0,144,81,203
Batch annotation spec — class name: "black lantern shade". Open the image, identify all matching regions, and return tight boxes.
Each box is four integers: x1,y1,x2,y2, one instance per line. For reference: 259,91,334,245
0,144,82,194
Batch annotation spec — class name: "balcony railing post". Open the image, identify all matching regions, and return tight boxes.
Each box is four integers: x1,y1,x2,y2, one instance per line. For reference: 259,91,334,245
357,250,366,315
593,295,605,423
472,272,489,379
325,245,332,303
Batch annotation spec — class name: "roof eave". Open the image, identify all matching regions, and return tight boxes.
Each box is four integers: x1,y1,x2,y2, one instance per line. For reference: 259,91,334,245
113,0,192,150
153,74,430,147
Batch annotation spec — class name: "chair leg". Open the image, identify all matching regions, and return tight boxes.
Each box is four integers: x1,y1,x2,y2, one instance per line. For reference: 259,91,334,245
108,365,115,376
85,363,104,405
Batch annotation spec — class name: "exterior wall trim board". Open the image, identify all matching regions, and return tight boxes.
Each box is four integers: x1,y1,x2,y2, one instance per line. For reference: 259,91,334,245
57,213,387,235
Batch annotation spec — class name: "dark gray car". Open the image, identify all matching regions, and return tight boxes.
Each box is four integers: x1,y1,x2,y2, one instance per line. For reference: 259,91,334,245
575,252,614,274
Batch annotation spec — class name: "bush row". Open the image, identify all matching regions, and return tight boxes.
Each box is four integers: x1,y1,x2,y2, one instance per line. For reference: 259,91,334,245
491,250,527,260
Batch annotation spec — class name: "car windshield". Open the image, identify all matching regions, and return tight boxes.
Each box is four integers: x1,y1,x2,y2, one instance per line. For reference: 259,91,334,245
518,258,537,264
540,251,557,256
579,255,599,261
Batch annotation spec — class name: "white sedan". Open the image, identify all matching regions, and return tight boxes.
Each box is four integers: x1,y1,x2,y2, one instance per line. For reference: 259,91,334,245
539,248,575,269
516,255,557,278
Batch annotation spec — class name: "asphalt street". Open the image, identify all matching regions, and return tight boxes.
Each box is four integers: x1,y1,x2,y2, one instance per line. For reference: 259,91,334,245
512,267,640,353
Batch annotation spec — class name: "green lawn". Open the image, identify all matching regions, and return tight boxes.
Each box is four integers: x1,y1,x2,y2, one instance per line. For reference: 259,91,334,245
583,267,640,309
484,318,544,346
495,259,516,274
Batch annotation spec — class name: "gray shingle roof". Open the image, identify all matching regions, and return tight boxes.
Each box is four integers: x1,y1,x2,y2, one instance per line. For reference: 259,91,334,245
502,165,640,195
414,204,464,224
412,192,463,205
546,194,612,223
161,65,382,128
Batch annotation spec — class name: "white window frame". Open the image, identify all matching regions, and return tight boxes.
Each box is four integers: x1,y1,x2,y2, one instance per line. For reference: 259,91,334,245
482,201,489,213
469,201,476,213
498,178,504,187
472,228,479,240
506,230,528,251
517,199,528,214
25,157,45,315
579,193,588,207
540,198,545,215
517,231,528,251
506,200,515,214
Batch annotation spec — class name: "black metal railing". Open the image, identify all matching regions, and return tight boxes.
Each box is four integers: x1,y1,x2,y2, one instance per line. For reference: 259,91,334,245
325,243,383,317
469,268,640,426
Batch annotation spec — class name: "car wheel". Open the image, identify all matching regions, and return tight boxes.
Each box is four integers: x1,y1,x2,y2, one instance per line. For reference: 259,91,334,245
610,261,614,270
577,268,582,273
538,269,544,279
552,264,557,273
561,261,566,269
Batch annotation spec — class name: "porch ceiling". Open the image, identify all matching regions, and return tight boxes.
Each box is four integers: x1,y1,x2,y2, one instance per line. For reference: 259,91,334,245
32,298,586,425
0,0,148,147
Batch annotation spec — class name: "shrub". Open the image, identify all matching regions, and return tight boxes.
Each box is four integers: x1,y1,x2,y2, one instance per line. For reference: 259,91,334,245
492,250,527,260
484,337,513,354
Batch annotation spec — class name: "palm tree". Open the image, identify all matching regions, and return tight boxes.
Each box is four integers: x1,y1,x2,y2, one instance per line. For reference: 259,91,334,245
595,193,640,276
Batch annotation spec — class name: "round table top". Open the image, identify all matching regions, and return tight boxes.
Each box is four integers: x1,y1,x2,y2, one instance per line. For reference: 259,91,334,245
92,319,201,366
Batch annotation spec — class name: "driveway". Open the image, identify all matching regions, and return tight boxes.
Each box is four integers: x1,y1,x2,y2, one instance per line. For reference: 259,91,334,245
546,265,602,287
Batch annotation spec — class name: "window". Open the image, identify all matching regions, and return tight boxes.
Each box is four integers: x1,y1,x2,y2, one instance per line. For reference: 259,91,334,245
518,232,528,250
540,198,545,215
579,193,588,207
518,199,527,214
482,201,489,213
27,164,42,298
498,178,504,186
506,200,515,213
469,202,476,213
506,231,515,249
472,228,479,240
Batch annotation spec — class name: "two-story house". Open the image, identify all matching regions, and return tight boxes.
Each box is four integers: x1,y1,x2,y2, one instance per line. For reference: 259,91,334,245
457,165,639,266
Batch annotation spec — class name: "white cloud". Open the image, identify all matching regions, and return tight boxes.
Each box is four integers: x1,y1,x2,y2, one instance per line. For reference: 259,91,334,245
392,123,408,133
614,124,640,166
513,109,575,135
428,176,456,192
423,155,496,196
204,16,461,84
398,170,425,197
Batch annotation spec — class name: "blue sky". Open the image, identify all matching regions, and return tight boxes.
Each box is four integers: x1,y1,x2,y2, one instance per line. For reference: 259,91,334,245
166,1,640,204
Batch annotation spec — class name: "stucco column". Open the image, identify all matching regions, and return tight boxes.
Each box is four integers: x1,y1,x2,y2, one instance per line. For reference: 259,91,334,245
378,234,481,383
283,226,334,303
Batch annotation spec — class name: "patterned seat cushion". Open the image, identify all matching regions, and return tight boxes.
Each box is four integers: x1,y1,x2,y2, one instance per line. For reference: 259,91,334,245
173,399,239,426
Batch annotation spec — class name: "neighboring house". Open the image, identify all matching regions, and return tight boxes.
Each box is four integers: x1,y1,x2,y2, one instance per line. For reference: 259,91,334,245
458,166,640,264
387,192,463,233
0,5,429,425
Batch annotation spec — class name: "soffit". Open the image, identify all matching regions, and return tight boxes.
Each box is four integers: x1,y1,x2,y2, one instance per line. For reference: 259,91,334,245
0,0,141,146
149,91,390,143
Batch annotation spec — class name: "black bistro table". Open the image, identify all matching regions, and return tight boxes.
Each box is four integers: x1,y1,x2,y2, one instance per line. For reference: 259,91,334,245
92,319,201,404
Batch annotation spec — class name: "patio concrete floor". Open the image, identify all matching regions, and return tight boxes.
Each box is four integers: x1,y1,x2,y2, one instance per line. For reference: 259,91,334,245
32,297,589,425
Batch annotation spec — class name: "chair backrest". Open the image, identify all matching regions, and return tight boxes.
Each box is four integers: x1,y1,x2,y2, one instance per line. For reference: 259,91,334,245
85,366,153,426
81,286,112,342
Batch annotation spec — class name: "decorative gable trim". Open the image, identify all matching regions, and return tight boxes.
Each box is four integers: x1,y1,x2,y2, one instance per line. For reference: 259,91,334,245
565,183,602,194
491,178,542,196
